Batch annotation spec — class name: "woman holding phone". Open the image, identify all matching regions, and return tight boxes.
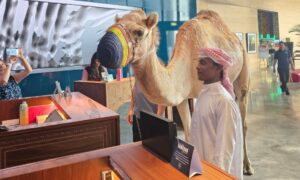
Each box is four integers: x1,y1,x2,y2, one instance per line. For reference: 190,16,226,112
0,48,32,100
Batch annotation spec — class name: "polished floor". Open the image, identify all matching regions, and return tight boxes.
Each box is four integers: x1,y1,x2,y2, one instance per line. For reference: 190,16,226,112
118,61,300,180
244,65,300,180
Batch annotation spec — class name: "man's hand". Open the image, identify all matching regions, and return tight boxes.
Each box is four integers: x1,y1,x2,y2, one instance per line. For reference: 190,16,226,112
127,110,134,125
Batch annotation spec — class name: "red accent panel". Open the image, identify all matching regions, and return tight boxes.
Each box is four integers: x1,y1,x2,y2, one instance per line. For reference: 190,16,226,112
291,69,300,82
28,104,57,124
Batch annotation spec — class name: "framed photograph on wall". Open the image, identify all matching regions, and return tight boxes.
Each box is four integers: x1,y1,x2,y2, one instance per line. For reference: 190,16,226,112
246,33,257,53
235,32,243,43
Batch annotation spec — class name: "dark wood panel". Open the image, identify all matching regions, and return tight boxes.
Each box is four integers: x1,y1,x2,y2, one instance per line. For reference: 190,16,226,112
4,134,104,168
3,158,111,180
0,92,120,169
74,81,107,106
0,119,119,168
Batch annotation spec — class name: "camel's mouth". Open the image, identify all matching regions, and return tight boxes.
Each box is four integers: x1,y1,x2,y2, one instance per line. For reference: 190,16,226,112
97,24,133,69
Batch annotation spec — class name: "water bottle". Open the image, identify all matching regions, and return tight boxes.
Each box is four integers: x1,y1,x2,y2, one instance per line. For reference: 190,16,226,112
19,101,28,126
116,68,123,81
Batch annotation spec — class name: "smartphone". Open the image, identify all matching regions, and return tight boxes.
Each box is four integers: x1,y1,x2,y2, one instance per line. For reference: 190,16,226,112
6,48,19,56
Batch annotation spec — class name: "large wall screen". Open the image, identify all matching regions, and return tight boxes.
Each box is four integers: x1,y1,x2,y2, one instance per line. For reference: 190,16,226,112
0,0,135,70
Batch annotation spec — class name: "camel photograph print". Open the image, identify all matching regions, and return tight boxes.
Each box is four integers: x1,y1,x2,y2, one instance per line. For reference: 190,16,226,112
246,33,257,53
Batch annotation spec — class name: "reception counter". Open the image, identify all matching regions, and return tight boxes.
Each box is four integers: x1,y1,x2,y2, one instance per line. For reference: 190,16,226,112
0,92,119,169
74,77,134,111
0,142,237,180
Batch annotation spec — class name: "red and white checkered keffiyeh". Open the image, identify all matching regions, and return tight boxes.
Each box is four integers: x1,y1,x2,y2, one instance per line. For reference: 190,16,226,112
199,48,235,98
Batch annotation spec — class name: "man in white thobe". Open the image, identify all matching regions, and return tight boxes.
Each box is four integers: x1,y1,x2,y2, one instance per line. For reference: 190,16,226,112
190,48,243,179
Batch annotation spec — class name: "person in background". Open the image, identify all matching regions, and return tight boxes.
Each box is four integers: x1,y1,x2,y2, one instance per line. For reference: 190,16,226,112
127,81,166,142
258,40,269,67
190,48,243,179
0,49,32,100
268,42,276,68
82,52,107,81
273,41,295,95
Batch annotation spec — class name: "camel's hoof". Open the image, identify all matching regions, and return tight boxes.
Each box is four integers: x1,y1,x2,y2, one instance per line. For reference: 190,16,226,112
243,165,254,176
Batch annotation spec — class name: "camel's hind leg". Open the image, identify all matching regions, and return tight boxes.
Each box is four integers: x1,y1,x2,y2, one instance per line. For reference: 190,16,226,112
237,89,254,175
177,99,191,142
235,48,254,175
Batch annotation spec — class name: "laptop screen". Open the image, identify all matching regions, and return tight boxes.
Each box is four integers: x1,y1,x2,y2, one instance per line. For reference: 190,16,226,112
139,110,177,162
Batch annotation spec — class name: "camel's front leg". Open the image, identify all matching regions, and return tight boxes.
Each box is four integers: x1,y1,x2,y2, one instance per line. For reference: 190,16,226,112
177,99,191,142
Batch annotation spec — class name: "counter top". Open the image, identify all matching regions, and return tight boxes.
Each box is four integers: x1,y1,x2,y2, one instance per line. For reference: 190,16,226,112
0,92,118,132
51,92,118,121
0,142,237,180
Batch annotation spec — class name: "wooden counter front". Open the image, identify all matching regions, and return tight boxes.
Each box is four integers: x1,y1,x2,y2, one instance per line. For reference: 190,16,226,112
74,77,134,111
0,92,120,169
0,142,237,180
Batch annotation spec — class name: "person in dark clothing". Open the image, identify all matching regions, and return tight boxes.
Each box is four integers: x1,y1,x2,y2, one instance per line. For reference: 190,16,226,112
82,52,107,81
273,42,294,95
127,81,165,142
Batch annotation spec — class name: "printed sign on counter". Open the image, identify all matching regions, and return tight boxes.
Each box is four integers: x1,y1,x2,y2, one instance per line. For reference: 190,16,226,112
170,138,202,178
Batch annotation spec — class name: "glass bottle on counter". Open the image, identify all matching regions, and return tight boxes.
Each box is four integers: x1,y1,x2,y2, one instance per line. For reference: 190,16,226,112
19,101,28,126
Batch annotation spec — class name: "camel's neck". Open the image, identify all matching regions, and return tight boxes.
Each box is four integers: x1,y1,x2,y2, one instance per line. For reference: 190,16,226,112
131,45,192,106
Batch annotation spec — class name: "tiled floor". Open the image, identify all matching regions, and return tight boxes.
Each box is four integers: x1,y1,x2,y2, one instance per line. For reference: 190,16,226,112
117,63,300,179
244,66,300,180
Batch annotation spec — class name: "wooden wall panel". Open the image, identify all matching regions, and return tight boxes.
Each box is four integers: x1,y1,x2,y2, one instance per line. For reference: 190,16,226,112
74,78,134,112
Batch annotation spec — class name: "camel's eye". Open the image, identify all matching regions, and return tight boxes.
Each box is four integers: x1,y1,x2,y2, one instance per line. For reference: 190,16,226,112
134,29,144,37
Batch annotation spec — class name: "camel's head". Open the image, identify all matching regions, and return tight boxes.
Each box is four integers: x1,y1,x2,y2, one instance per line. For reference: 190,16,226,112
97,9,159,69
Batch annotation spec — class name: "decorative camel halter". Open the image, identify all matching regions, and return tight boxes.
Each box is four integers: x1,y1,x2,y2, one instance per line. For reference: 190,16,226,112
97,24,135,68
97,23,153,69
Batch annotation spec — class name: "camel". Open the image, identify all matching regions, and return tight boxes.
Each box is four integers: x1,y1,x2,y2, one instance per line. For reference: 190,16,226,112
97,9,253,175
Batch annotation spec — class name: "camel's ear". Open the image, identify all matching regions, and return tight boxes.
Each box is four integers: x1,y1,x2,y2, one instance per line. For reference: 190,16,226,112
146,12,158,29
115,14,121,23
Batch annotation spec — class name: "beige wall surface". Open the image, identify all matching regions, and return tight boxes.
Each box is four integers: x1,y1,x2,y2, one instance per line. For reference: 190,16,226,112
196,0,300,73
257,0,300,46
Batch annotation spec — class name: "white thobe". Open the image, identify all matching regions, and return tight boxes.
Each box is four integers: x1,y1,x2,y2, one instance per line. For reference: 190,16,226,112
190,82,243,180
